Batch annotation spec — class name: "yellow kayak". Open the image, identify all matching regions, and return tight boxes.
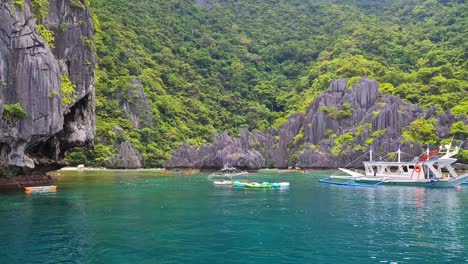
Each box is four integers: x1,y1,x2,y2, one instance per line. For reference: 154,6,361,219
244,182,272,188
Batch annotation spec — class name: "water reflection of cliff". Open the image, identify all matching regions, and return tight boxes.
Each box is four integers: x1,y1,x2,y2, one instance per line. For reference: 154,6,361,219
0,191,94,263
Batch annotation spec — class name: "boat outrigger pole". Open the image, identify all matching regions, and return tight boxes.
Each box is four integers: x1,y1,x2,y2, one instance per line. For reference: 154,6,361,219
398,144,401,163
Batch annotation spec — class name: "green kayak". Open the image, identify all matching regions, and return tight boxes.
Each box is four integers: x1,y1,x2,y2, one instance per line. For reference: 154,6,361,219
244,182,272,188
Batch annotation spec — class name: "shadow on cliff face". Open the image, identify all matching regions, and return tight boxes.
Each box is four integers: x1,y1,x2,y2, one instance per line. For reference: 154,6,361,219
0,0,95,184
165,78,467,170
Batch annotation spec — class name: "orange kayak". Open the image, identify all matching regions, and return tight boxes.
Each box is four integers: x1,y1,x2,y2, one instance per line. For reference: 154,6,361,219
24,186,57,194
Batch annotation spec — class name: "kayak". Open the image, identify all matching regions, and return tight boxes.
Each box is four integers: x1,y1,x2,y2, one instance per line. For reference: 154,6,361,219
244,182,272,189
24,185,57,194
233,181,247,187
231,181,290,189
213,181,232,186
272,182,290,188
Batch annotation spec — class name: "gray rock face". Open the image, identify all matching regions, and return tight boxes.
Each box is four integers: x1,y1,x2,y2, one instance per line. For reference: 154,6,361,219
165,131,265,169
297,78,425,167
166,77,467,169
164,142,199,168
453,163,468,171
194,0,229,9
116,79,153,129
107,141,142,169
273,113,304,168
197,131,265,169
195,0,212,9
0,0,95,178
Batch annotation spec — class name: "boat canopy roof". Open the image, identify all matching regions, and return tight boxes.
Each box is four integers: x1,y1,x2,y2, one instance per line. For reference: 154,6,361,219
364,161,418,165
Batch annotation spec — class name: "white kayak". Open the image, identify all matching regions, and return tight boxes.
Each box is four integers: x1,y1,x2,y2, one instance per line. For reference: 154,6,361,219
24,186,57,193
213,181,232,186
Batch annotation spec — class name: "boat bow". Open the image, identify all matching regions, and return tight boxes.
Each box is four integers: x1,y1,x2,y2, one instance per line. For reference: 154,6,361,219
338,168,365,177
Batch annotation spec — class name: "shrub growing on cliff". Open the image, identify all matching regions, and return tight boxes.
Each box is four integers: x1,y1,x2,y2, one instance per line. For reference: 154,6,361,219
319,102,352,119
14,0,24,10
70,0,86,9
456,149,468,164
450,121,468,138
331,133,354,156
30,0,49,19
61,74,77,106
2,103,27,124
402,118,439,145
36,24,55,49
451,99,468,117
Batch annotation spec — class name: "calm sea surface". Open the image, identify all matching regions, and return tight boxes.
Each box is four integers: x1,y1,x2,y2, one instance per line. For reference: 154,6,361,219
0,170,467,264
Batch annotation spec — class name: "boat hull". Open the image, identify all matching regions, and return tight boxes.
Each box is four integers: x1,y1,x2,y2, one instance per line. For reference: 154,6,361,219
213,181,232,186
320,173,468,188
393,176,467,187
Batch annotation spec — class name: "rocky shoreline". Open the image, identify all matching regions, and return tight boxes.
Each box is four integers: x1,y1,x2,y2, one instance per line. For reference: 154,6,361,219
165,78,467,170
1,163,465,189
0,175,55,189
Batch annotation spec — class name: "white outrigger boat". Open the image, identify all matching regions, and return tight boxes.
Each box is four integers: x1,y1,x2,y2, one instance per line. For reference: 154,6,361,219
208,163,249,185
320,143,468,188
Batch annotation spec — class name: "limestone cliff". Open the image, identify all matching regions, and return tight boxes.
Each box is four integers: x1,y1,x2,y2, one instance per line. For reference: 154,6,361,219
165,78,467,169
116,79,153,129
107,141,142,169
106,126,142,169
0,0,95,184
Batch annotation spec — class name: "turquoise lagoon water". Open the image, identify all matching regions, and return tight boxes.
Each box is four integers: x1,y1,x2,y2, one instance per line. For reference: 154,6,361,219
0,170,467,264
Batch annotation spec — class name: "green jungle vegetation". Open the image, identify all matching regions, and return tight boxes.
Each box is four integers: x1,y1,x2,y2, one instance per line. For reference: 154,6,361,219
65,0,468,166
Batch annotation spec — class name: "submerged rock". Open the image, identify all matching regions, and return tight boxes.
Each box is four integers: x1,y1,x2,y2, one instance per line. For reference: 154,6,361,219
165,78,467,169
0,0,95,184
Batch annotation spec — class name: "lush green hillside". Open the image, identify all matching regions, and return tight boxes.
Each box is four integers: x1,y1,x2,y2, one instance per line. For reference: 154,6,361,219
66,0,467,167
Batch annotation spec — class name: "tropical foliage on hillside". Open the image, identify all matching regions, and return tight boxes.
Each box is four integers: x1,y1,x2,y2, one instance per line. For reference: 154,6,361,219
66,0,467,167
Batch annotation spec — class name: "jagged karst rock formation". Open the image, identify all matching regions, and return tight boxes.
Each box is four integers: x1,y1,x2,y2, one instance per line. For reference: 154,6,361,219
0,0,95,185
116,79,153,129
107,141,142,169
166,78,467,169
297,78,424,168
106,126,142,169
165,131,265,169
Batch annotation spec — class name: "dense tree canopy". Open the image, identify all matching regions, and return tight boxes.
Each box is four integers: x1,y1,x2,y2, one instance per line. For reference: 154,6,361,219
66,0,468,167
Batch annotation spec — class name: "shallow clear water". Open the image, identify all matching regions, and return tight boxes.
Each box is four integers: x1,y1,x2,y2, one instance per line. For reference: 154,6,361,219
0,170,467,263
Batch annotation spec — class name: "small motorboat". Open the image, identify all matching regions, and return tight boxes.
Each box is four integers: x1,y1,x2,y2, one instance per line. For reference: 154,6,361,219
24,185,57,194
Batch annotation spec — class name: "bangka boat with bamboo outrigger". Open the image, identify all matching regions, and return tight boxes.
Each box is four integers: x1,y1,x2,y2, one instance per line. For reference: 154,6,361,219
209,164,290,188
209,163,249,185
320,142,468,188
